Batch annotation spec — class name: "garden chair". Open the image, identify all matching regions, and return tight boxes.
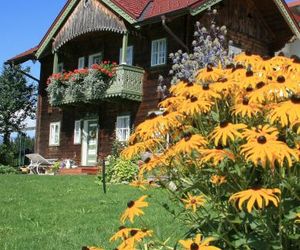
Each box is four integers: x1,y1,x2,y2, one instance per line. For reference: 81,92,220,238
25,154,57,175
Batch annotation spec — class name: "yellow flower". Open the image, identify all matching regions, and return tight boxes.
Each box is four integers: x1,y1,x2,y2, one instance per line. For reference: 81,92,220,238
229,188,281,213
179,234,220,250
199,148,235,166
196,64,223,83
232,97,262,118
179,96,213,116
210,122,247,146
110,227,152,242
129,179,149,190
174,133,207,154
120,196,148,224
121,139,161,160
211,175,227,185
295,213,300,223
242,125,279,141
269,94,300,126
181,193,205,212
159,95,186,111
240,134,298,168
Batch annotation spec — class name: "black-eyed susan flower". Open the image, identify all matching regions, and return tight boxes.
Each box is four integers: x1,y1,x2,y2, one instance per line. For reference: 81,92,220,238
110,226,133,241
242,125,279,141
210,122,247,146
181,193,205,212
179,96,213,116
210,175,227,185
120,196,148,224
110,227,152,242
199,148,235,166
174,133,207,154
159,95,186,111
232,97,262,118
129,179,149,190
121,139,161,160
179,234,220,250
240,133,298,168
269,94,300,126
229,188,281,213
196,64,223,83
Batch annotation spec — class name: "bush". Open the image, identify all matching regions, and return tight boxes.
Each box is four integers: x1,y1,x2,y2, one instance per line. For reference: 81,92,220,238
0,165,18,175
97,155,138,184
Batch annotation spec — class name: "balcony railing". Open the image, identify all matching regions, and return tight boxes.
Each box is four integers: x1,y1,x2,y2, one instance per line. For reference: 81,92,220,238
47,65,144,106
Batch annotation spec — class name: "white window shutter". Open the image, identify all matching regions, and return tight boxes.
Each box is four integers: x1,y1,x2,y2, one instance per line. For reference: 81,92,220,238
78,57,85,69
49,122,60,146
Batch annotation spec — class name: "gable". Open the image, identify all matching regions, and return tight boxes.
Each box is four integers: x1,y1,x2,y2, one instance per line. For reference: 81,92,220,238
53,0,127,52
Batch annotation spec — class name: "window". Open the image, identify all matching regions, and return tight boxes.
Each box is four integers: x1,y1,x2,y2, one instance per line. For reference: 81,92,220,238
88,52,102,67
57,63,64,73
119,46,134,65
74,120,82,145
116,115,130,142
78,57,85,69
49,122,61,146
151,38,167,66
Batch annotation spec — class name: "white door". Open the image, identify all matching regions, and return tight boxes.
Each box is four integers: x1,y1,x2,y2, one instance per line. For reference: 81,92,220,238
81,119,98,166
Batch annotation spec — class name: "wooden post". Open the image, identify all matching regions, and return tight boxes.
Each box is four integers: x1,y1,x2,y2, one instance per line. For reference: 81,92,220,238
53,52,59,74
121,32,128,65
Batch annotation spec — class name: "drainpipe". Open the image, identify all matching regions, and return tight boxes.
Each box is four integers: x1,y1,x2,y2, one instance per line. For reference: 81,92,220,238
161,15,189,52
53,51,59,74
121,32,129,65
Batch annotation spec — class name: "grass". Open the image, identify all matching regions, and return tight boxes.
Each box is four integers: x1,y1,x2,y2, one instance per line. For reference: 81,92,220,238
0,175,184,250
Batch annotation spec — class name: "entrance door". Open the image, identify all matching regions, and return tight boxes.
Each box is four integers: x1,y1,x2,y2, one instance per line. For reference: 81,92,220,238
81,119,98,166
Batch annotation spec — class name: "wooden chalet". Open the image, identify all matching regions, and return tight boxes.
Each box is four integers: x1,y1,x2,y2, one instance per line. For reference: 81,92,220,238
7,0,300,167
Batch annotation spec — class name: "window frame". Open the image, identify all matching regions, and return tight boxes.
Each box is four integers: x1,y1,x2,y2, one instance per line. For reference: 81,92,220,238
78,57,85,69
74,120,82,145
116,115,131,142
88,52,102,68
151,38,167,67
119,45,134,65
49,122,61,146
57,63,64,73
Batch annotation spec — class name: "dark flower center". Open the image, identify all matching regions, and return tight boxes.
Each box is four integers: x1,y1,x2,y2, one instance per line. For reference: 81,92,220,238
246,70,254,77
186,82,194,87
127,201,135,208
216,144,224,150
257,136,267,144
190,243,199,250
144,157,151,164
190,199,197,204
202,84,210,90
262,55,271,61
190,96,198,102
267,76,273,80
220,121,229,128
277,76,285,83
246,86,254,92
207,63,213,72
256,81,265,89
163,111,169,116
148,113,157,120
245,51,252,56
226,64,235,69
291,94,300,104
184,132,192,141
242,97,249,105
130,230,138,236
217,77,228,83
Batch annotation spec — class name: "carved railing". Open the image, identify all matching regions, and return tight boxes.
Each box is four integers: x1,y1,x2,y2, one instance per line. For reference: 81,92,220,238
105,65,144,101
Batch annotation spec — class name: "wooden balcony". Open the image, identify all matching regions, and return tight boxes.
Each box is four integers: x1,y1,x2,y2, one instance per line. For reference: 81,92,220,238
47,65,144,106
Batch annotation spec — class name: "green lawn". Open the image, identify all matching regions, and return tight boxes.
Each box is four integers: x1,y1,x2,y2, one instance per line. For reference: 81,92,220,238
0,175,183,250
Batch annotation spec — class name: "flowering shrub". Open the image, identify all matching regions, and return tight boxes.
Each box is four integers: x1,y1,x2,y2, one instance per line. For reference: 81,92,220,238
47,61,117,106
169,9,233,84
89,54,300,250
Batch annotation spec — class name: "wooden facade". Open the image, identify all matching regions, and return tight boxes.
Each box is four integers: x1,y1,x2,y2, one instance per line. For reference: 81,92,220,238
9,0,299,166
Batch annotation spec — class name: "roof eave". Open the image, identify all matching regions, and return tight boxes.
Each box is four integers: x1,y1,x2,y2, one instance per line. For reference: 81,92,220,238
272,0,300,39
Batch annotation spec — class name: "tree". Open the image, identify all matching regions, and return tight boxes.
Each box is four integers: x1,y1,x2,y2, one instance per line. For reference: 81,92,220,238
0,64,36,147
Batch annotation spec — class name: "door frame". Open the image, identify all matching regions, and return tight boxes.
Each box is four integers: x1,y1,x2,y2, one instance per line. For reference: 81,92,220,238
81,119,99,166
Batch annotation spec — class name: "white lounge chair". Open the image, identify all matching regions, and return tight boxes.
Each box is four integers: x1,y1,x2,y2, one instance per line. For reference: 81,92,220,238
25,154,57,175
